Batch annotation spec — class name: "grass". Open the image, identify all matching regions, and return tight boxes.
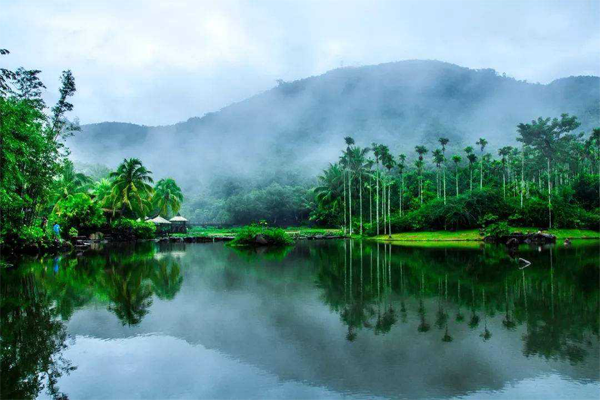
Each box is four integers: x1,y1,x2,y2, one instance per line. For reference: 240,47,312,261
373,227,599,242
180,226,344,238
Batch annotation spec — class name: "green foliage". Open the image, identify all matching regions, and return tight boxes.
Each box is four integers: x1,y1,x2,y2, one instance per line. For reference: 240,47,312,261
0,52,78,250
51,193,105,236
109,158,154,219
485,222,510,239
110,218,156,240
68,227,79,238
229,224,294,247
152,178,184,218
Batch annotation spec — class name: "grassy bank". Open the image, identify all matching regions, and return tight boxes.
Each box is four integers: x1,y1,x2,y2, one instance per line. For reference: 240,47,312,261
372,228,600,242
174,226,344,239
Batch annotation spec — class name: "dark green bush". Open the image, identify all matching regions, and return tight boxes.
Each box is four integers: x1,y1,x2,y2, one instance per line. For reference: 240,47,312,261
111,218,156,240
229,224,294,246
51,193,105,236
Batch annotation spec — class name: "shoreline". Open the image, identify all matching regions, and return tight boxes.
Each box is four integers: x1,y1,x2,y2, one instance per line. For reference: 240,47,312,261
370,228,600,243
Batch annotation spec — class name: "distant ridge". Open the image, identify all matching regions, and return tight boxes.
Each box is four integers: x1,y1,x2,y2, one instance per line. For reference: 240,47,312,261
69,60,600,188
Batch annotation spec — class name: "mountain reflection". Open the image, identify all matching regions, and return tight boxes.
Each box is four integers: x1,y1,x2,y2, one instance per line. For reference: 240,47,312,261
1,240,598,399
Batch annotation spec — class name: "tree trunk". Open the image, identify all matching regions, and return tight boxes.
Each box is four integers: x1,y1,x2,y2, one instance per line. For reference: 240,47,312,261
376,165,380,235
349,172,353,235
443,166,446,204
480,159,483,190
360,174,363,235
343,172,347,233
547,158,552,229
388,181,392,237
469,165,473,193
455,167,459,196
520,150,524,208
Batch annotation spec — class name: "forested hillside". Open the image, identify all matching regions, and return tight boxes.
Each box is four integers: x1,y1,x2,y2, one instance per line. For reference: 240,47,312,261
67,60,600,223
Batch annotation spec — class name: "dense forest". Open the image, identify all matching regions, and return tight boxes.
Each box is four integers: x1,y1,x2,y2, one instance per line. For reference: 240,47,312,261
68,61,600,225
1,52,598,253
312,120,599,236
0,50,185,251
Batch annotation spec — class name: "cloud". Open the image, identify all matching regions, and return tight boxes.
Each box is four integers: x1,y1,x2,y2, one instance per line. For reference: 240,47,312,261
1,0,598,125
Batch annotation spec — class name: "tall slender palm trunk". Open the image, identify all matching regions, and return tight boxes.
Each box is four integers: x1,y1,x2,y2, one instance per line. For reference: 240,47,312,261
480,160,483,189
443,166,446,205
547,158,552,229
376,166,380,235
388,182,392,236
348,172,353,235
359,174,363,235
343,172,347,234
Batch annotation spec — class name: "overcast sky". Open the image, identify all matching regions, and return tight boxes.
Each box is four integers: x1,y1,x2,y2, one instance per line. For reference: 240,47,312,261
2,0,599,126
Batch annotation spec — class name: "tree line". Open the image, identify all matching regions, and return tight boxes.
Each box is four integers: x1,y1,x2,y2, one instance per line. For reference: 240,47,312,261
313,116,599,234
0,51,184,250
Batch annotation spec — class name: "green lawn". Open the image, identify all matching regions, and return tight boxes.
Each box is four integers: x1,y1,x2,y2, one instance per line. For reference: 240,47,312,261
373,227,599,242
179,226,344,238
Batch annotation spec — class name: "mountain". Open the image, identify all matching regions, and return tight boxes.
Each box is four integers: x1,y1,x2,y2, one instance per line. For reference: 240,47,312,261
68,60,600,190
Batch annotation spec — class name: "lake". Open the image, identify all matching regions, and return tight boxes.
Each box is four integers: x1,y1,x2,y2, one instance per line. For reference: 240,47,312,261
1,240,599,399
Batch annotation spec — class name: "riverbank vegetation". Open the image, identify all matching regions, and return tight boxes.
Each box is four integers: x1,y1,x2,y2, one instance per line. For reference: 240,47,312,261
312,119,599,236
0,52,184,252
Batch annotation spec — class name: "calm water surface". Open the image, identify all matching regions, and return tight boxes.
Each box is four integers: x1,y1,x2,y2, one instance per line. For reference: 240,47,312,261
1,240,599,399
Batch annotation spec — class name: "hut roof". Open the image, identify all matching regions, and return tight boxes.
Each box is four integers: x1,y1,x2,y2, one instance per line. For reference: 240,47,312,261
170,215,188,222
149,216,171,225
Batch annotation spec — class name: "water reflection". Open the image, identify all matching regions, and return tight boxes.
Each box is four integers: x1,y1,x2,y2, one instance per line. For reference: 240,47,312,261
1,240,598,399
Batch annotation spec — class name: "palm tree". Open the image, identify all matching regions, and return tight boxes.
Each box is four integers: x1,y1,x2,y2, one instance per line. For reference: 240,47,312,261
55,160,92,203
452,155,462,196
432,149,444,198
346,145,370,235
372,143,382,235
498,146,513,199
92,178,112,208
397,154,406,216
343,137,355,234
314,163,344,227
464,146,475,192
382,152,395,237
415,146,428,204
109,158,154,218
153,178,184,218
438,138,450,204
476,138,488,189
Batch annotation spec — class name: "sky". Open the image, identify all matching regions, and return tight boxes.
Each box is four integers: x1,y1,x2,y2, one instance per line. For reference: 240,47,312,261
2,0,599,126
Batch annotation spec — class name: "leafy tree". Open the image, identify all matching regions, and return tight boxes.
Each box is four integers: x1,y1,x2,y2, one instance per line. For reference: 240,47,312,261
153,178,184,218
109,158,154,218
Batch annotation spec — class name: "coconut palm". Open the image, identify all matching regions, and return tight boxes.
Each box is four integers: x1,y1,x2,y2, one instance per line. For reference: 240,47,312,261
452,155,462,196
109,158,154,218
92,178,112,208
153,178,184,218
55,160,93,203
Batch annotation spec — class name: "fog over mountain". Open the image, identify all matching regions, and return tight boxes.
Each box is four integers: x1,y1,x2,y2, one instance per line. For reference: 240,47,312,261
68,60,599,194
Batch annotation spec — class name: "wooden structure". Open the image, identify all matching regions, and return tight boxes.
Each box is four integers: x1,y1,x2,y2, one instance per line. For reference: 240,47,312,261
169,215,188,233
149,215,172,235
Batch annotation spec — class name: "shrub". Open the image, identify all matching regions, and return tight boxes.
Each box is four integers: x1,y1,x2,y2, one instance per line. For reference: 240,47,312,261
485,222,510,239
68,227,79,238
52,193,105,236
229,224,294,246
111,218,156,240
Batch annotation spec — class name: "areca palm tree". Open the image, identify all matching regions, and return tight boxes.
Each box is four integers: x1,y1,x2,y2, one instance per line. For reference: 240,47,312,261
109,158,154,218
476,138,488,189
153,178,184,218
432,149,444,198
438,138,450,204
452,155,462,196
415,146,428,204
397,154,406,216
498,146,513,199
464,146,476,192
